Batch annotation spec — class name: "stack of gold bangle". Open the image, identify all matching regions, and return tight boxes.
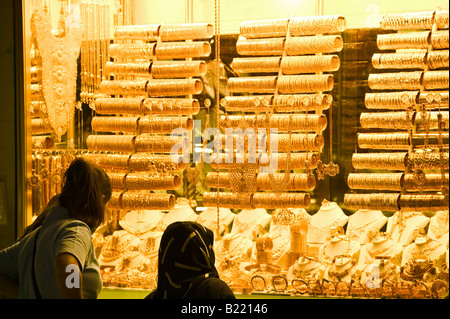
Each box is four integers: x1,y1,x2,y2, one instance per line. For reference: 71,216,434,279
138,116,193,133
351,152,407,170
231,57,281,74
159,23,214,41
257,173,316,191
398,194,448,212
100,80,148,96
240,18,289,39
277,74,334,93
146,79,203,97
83,153,131,171
104,61,151,76
91,116,139,133
236,37,285,56
142,98,200,115
428,50,449,69
347,173,403,191
288,15,346,36
86,135,136,153
431,30,449,50
372,52,427,69
411,133,449,148
344,193,400,211
364,91,419,109
377,31,430,50
357,132,410,149
407,151,449,170
107,192,122,209
151,60,207,79
253,192,311,209
108,173,127,190
422,70,449,89
220,114,327,132
359,112,414,129
205,172,232,189
124,173,182,190
208,153,259,168
268,133,324,151
128,153,186,171
31,118,53,134
435,10,449,29
82,152,186,172
202,192,253,209
214,133,266,152
227,76,277,93
206,172,316,191
368,72,423,90
134,134,189,153
285,35,343,55
222,95,272,112
418,91,449,107
281,55,340,74
120,192,176,210
108,43,156,59
273,94,333,112
380,11,435,30
155,41,211,59
95,97,143,115
259,152,319,170
114,24,160,41
403,173,449,191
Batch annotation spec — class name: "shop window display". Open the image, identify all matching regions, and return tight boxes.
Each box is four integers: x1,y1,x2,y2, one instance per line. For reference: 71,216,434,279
20,0,448,299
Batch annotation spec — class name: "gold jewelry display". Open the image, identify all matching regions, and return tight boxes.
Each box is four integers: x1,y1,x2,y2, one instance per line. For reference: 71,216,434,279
32,9,82,136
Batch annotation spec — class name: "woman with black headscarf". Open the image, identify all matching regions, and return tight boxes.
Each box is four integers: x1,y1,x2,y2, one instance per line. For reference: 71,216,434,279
145,221,235,299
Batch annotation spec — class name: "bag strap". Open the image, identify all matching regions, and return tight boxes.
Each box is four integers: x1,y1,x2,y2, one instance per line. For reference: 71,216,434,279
31,228,42,299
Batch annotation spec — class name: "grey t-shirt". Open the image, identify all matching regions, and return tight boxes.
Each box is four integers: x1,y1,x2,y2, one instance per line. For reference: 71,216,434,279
0,206,102,298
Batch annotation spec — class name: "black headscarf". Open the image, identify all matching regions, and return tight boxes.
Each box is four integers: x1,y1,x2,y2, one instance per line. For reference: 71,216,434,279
148,221,220,299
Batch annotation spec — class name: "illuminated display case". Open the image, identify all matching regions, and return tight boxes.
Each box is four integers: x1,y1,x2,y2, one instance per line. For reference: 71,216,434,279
8,0,449,299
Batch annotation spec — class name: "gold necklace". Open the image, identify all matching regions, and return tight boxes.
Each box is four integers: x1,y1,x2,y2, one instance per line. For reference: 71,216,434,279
429,211,449,239
32,10,82,136
119,211,162,236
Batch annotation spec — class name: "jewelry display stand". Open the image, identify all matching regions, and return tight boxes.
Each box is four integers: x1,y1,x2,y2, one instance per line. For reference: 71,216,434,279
230,208,272,239
358,233,403,267
427,210,449,245
307,201,349,246
346,209,388,245
319,230,360,283
402,233,447,267
386,211,430,246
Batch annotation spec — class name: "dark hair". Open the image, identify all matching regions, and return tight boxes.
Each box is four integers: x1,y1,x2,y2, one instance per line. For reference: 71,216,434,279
58,157,112,230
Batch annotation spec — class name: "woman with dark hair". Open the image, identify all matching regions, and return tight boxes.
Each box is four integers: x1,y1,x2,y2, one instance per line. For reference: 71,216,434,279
145,221,235,299
0,157,111,298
